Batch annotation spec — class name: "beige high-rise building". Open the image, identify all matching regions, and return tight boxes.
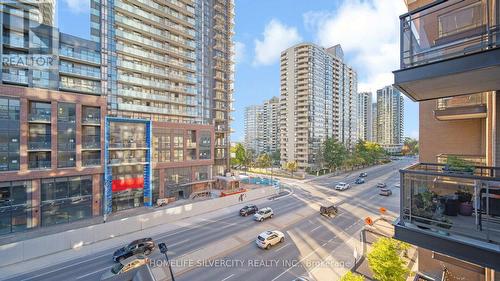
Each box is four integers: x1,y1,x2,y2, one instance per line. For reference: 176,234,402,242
393,0,499,279
279,43,357,169
244,104,263,154
375,85,404,153
357,92,372,141
244,96,280,155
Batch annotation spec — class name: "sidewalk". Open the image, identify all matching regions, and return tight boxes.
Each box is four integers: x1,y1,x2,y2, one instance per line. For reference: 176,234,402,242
0,192,289,281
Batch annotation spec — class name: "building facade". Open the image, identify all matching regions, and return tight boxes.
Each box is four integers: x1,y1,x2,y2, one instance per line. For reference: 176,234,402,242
244,104,263,154
244,96,280,155
375,85,404,152
394,0,499,279
279,43,357,169
371,102,378,142
0,0,234,234
357,92,372,141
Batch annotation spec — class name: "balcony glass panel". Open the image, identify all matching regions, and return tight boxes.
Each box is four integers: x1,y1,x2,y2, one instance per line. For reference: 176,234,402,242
400,163,500,245
400,0,499,69
437,93,487,110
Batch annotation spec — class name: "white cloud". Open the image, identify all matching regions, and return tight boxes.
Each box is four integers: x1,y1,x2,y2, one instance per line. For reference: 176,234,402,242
303,0,407,93
253,19,302,66
64,0,89,14
233,41,246,65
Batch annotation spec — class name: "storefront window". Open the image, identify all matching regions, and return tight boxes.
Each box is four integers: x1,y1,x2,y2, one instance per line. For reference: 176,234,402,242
0,181,31,234
40,177,92,227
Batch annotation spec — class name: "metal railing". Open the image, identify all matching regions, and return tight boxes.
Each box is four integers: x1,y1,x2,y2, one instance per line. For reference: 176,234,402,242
28,109,51,122
83,158,100,167
82,135,101,149
400,163,500,245
400,0,499,69
28,138,51,150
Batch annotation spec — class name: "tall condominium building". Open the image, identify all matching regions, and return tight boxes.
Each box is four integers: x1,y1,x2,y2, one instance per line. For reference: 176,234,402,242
91,0,234,214
371,102,377,142
394,0,499,279
0,0,234,233
262,96,280,153
357,92,372,141
244,96,280,155
280,43,357,169
244,104,263,153
375,85,404,153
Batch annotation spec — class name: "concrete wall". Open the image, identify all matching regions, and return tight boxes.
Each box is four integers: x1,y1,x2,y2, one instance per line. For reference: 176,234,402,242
0,186,276,267
417,248,485,281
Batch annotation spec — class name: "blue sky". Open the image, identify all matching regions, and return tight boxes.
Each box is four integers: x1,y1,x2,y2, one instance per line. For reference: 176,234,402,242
56,0,419,142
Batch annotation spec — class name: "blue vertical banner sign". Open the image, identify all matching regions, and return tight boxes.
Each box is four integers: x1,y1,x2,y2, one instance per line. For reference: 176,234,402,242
143,120,153,207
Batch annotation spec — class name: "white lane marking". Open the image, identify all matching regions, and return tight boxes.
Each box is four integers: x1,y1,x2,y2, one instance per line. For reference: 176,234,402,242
20,252,110,281
275,243,291,252
75,267,108,280
310,225,322,233
169,239,191,248
221,273,235,281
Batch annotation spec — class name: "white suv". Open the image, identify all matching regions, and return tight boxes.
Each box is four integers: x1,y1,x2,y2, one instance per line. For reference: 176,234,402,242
334,182,350,191
255,230,285,249
253,207,273,222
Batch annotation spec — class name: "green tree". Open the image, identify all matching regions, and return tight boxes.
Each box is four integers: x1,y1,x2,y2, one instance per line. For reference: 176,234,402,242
284,161,298,177
231,143,246,167
323,138,348,170
270,149,281,165
367,237,410,281
256,153,272,168
340,271,364,281
402,137,419,155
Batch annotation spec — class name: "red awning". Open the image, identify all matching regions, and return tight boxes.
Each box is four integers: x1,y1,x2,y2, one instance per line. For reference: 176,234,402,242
112,177,144,192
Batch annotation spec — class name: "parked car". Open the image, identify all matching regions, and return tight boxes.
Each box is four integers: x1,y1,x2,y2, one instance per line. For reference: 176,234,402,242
334,182,350,191
255,230,284,249
376,182,387,188
102,255,149,280
254,207,274,222
359,172,368,177
379,188,392,196
394,183,400,188
355,177,365,184
240,204,258,216
112,238,155,262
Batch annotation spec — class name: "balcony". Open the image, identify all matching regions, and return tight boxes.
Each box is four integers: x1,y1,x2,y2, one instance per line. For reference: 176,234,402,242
434,93,487,120
83,158,100,167
28,137,51,151
82,116,101,125
394,163,500,270
29,160,51,170
82,135,101,150
394,0,500,101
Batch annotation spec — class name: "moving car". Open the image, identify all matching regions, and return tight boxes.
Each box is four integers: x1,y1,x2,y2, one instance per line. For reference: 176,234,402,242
112,238,155,262
255,230,285,249
240,204,258,216
379,188,392,196
355,177,365,184
334,182,350,191
376,182,387,188
359,172,368,177
254,207,273,222
320,205,338,217
101,255,149,280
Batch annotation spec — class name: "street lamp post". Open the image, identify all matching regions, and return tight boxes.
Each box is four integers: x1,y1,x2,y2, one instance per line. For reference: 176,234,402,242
158,243,175,281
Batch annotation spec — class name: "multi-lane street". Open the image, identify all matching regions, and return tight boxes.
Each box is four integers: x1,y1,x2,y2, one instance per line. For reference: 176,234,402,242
4,158,414,281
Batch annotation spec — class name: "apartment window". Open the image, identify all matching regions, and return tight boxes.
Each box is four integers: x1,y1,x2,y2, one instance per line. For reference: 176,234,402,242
0,97,20,171
199,131,211,160
58,103,76,168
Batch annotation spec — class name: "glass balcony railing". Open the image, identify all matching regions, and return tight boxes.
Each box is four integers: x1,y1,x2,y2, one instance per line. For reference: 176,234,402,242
29,160,51,169
82,135,101,149
28,109,51,122
83,158,100,167
400,0,499,69
82,116,101,125
28,138,51,150
400,163,500,245
2,73,28,84
437,93,487,110
436,154,487,167
109,141,148,149
108,158,148,165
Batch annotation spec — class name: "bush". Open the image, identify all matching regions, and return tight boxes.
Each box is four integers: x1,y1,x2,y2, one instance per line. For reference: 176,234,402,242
340,271,364,281
367,238,410,281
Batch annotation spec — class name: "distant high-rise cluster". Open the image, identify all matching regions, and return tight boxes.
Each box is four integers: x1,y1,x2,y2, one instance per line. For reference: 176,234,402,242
357,92,373,141
373,85,404,153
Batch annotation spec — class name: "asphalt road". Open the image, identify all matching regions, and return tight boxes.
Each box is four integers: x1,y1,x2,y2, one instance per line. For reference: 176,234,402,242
178,158,414,281
5,158,415,281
